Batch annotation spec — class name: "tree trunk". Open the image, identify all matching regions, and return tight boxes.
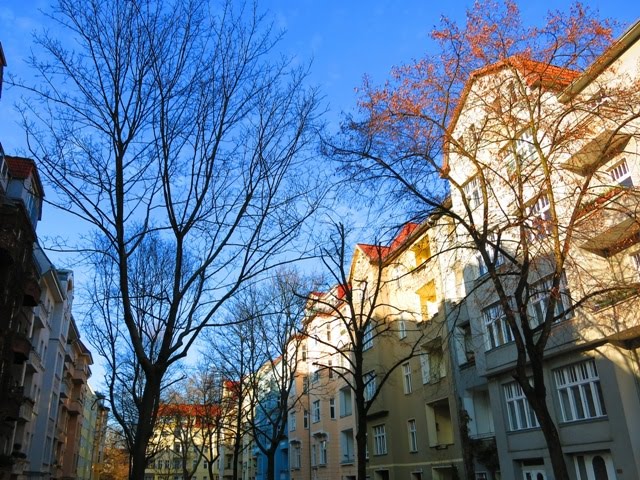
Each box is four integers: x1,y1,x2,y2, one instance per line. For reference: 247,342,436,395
129,375,162,480
355,402,368,480
529,389,569,480
266,452,276,480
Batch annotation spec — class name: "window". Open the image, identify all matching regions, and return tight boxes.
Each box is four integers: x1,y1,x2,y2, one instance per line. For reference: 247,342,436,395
504,381,539,430
407,419,418,452
420,353,430,384
529,193,552,239
319,439,327,465
289,411,296,431
425,398,454,448
420,348,446,383
398,319,407,339
402,362,413,394
329,397,336,419
340,429,354,464
373,425,387,455
364,371,376,402
417,280,438,320
312,400,321,423
507,131,537,175
609,158,633,187
340,387,352,417
484,304,514,349
573,451,616,480
311,444,317,466
290,443,301,469
363,323,374,350
328,359,334,379
326,324,332,342
311,370,320,384
303,410,309,429
528,274,572,328
463,175,482,209
302,375,309,393
290,376,296,396
301,344,307,361
477,233,504,276
412,237,431,266
555,359,606,422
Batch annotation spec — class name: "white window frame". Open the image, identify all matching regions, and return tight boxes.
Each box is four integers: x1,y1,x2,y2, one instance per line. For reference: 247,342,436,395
319,439,327,465
463,175,482,210
289,411,296,431
340,387,352,417
555,359,606,423
329,397,336,419
609,158,633,187
373,424,387,455
572,451,616,480
363,322,374,350
528,192,552,239
504,381,539,431
340,429,354,464
631,252,640,278
420,353,430,384
312,400,321,423
484,304,514,349
290,443,301,469
477,233,504,277
402,362,413,394
398,319,407,339
528,274,572,328
364,371,376,402
407,419,418,452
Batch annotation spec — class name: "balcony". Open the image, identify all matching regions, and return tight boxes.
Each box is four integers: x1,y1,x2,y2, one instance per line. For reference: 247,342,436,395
71,367,86,384
10,332,31,363
562,129,630,175
18,400,34,423
576,187,640,256
22,277,40,307
67,399,83,416
0,386,23,421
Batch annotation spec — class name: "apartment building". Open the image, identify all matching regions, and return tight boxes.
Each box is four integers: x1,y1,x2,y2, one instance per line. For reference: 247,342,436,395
0,154,44,479
444,20,640,480
290,285,358,480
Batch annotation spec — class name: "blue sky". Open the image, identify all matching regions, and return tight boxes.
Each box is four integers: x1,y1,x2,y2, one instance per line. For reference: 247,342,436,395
1,0,638,386
1,0,637,254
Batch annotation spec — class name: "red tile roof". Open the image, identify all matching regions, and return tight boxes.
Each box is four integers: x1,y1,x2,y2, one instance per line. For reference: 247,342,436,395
5,155,44,196
357,222,422,262
357,243,391,261
444,56,581,169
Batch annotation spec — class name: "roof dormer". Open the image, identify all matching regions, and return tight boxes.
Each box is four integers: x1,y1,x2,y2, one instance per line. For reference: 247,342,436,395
5,156,45,230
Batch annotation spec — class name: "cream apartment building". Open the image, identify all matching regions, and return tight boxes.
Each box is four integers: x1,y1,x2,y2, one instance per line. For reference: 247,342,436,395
444,19,640,480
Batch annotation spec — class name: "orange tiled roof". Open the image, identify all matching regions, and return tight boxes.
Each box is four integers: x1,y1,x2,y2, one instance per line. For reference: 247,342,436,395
5,156,36,179
357,221,422,262
444,56,580,169
5,155,44,196
357,243,391,261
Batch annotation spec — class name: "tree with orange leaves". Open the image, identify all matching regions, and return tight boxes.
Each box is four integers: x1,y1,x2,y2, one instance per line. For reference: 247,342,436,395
332,2,640,479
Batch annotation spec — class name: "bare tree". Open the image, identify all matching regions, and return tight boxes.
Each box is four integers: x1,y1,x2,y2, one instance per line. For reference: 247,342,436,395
14,0,321,477
306,222,430,480
243,269,310,480
330,3,640,478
